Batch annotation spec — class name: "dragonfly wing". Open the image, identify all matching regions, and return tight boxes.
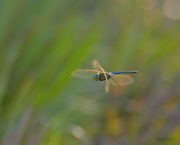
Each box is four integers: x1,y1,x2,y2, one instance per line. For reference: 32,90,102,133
92,59,110,93
110,75,134,86
71,69,99,79
105,81,110,93
92,59,104,71
109,78,118,86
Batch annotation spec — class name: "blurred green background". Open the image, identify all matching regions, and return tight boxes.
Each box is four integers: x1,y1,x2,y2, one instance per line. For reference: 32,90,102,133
0,0,180,145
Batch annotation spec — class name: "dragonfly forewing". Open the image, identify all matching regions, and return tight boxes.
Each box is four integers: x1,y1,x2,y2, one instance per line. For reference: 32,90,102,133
92,59,104,71
71,69,99,79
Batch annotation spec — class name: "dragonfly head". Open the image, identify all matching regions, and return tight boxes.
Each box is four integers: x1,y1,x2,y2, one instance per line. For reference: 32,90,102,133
93,73,99,81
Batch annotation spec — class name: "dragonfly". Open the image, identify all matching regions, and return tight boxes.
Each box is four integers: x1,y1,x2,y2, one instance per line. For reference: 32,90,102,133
71,59,139,93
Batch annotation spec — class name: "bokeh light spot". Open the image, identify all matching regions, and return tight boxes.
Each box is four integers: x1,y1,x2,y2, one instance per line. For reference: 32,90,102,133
72,126,85,139
163,0,180,20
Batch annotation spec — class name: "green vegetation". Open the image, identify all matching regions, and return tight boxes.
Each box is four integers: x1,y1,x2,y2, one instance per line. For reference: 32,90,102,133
0,0,180,145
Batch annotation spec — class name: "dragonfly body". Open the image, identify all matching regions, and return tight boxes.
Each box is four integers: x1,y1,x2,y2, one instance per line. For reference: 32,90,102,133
93,72,111,81
93,71,139,81
71,59,139,93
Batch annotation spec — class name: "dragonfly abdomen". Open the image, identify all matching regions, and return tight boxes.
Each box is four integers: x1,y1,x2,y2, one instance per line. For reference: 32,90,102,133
112,71,139,75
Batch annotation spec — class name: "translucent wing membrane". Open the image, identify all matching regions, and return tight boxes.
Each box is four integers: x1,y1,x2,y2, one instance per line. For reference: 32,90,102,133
92,59,104,71
109,75,134,86
71,69,99,79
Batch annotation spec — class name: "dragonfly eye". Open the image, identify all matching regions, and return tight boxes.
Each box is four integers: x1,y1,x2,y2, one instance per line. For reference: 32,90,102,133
93,74,99,81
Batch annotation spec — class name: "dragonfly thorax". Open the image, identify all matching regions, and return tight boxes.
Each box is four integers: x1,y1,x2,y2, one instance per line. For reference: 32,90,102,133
93,72,111,81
